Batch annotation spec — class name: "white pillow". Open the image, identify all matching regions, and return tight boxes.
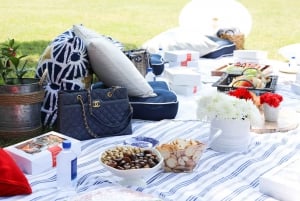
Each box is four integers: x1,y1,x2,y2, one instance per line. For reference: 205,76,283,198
72,24,124,50
73,25,156,97
142,27,219,57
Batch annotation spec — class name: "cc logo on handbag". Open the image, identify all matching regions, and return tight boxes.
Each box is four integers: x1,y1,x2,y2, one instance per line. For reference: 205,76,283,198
92,100,101,108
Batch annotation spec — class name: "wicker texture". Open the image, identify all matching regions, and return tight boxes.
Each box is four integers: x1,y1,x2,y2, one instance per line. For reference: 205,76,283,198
217,28,245,50
219,33,245,50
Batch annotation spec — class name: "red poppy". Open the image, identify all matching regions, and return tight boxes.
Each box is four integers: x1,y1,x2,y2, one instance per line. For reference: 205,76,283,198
260,92,283,108
228,88,253,100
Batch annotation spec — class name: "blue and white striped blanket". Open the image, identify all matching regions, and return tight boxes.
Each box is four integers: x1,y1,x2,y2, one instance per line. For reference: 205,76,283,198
3,59,300,201
3,118,300,201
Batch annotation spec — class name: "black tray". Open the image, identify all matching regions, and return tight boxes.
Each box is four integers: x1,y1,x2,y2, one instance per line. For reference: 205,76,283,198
212,73,278,95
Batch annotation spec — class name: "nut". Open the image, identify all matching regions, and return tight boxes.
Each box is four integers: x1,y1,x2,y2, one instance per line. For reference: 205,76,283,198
101,146,160,170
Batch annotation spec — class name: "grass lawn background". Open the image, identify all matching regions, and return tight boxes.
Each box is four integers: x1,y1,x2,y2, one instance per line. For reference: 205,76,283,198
1,0,300,67
0,0,300,146
0,0,190,68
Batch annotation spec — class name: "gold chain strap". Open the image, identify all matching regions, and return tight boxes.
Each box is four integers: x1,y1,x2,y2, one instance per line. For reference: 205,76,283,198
76,87,119,138
77,93,99,138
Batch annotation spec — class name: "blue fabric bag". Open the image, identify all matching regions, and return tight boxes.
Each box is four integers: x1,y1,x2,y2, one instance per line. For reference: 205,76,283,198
129,81,179,121
201,36,236,59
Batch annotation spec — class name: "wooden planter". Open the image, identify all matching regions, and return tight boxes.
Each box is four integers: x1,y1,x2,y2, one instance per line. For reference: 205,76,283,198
0,78,45,140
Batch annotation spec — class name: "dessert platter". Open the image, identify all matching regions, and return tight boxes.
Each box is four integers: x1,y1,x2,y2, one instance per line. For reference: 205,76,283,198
211,62,273,76
212,67,278,95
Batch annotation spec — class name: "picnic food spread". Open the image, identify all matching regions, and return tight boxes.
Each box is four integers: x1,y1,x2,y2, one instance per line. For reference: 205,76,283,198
227,62,271,74
211,62,272,76
229,67,272,88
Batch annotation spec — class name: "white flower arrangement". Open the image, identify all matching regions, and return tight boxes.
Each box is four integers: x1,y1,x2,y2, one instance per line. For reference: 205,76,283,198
196,91,263,126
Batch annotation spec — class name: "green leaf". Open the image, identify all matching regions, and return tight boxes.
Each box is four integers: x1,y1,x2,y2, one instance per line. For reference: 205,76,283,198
8,38,14,47
8,56,19,67
18,55,27,60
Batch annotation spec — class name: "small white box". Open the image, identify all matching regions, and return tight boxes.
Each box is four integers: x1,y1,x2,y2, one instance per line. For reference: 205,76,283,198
169,83,199,96
233,50,268,60
164,67,201,86
164,50,200,62
259,157,300,201
168,60,199,68
5,131,81,175
233,57,267,65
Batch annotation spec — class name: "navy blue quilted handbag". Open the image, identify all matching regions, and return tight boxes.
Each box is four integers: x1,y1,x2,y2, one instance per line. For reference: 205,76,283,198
57,85,133,140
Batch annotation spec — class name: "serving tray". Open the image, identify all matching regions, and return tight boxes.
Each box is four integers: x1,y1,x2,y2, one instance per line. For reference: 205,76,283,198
211,63,271,76
212,73,278,95
251,108,299,134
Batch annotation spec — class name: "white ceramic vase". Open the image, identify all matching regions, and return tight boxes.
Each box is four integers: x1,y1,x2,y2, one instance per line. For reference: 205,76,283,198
263,103,280,122
210,119,251,153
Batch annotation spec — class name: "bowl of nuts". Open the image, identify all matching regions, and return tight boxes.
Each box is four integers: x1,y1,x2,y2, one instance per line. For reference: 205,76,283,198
99,146,163,186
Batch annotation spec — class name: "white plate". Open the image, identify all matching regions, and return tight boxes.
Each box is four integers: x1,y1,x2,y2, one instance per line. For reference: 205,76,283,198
124,137,159,148
279,66,299,74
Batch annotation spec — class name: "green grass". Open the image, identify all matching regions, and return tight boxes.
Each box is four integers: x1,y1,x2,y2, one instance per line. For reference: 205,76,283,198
239,0,300,61
1,0,299,65
0,0,299,146
0,0,189,69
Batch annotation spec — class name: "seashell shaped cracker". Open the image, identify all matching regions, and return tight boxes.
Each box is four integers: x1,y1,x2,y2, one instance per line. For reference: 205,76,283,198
156,139,206,172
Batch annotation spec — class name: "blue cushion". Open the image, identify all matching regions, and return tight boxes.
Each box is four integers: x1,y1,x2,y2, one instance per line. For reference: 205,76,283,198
201,36,236,59
129,81,179,121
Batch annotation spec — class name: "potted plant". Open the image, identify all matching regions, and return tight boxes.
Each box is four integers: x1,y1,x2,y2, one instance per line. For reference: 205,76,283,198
0,39,45,141
260,92,283,122
196,89,263,152
0,39,30,84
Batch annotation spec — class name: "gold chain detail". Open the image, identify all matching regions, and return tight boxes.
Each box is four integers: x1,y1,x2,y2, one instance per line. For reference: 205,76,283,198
77,94,99,138
76,87,121,138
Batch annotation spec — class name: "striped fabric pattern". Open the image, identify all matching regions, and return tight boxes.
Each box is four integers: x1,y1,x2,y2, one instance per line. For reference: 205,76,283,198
3,119,299,201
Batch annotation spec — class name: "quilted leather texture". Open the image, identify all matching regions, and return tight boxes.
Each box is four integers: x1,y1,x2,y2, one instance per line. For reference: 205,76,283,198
57,87,133,140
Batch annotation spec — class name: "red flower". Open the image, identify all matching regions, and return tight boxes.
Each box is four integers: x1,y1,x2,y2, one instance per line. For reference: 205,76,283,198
228,88,253,100
260,92,283,108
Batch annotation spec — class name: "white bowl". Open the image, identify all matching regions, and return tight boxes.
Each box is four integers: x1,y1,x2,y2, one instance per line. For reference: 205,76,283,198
123,137,159,148
99,146,163,186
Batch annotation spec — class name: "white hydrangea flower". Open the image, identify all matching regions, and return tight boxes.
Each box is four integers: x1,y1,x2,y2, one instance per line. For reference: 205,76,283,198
196,91,263,126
